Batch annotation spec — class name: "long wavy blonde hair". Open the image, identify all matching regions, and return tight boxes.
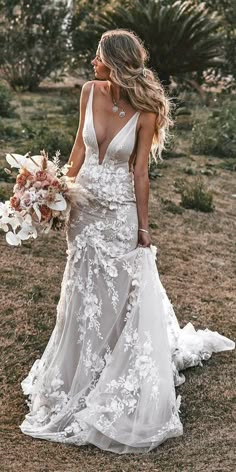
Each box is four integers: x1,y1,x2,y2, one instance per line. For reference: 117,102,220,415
98,29,173,159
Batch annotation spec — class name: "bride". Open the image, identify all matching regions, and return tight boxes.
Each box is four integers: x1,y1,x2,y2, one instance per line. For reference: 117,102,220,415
20,29,235,454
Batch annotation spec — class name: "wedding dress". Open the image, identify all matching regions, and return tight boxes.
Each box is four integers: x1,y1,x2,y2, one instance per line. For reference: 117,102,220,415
20,83,235,454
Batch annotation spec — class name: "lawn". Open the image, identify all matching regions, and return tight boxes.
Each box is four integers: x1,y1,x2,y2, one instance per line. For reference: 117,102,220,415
0,85,235,472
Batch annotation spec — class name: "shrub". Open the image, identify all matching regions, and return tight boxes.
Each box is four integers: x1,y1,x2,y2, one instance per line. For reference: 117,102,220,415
0,1,70,91
161,198,184,215
0,119,21,139
217,159,236,171
20,98,35,107
20,122,74,162
183,167,197,175
175,106,193,131
191,99,236,157
0,82,16,117
174,177,214,212
60,92,80,116
0,185,11,202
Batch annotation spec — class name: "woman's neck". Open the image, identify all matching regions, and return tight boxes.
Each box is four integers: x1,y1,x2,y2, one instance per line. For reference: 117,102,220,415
108,81,127,103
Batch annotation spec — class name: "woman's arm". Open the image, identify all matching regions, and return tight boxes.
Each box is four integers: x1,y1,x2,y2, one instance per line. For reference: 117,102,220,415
133,112,156,247
66,81,93,178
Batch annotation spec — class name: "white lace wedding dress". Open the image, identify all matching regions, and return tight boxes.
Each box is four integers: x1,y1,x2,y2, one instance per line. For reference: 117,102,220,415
20,83,235,454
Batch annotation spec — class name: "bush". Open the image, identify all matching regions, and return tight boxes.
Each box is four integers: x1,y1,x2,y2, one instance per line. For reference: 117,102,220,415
0,82,16,117
0,1,70,91
161,198,184,215
183,167,197,175
0,185,11,202
217,159,236,171
175,106,193,131
60,92,80,116
174,177,214,212
191,99,236,157
20,122,74,162
0,119,21,140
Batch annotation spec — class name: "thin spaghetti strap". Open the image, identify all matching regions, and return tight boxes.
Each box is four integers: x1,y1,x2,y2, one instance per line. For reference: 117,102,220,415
86,82,94,118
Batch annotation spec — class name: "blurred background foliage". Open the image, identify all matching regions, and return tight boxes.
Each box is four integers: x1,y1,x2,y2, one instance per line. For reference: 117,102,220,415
71,0,224,86
0,0,235,92
0,0,235,196
0,0,70,91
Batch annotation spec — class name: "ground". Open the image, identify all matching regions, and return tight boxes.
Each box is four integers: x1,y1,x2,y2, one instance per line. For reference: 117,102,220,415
0,86,235,472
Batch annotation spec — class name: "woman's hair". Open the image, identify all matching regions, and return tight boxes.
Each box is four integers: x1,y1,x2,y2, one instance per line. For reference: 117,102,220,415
98,29,173,159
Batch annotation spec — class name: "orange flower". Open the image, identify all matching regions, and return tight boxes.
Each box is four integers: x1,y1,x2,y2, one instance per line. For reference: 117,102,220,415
20,168,32,178
10,195,20,210
16,173,27,187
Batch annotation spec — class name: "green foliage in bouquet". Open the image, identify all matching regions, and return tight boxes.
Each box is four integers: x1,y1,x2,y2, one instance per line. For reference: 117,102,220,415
0,0,70,91
191,99,236,158
71,0,223,85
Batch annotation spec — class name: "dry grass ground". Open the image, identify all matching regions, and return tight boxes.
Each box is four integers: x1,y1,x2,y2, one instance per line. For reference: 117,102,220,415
0,88,235,472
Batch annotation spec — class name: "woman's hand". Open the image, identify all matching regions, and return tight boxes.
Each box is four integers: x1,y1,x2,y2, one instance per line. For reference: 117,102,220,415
137,230,151,248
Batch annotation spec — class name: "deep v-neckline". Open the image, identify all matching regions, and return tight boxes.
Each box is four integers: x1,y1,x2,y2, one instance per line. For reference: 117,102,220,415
90,83,139,166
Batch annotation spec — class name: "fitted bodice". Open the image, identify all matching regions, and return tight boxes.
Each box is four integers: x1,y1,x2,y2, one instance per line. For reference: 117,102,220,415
76,83,140,206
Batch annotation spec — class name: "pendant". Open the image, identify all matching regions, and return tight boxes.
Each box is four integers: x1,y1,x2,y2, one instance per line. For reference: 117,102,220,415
119,110,126,118
112,105,119,113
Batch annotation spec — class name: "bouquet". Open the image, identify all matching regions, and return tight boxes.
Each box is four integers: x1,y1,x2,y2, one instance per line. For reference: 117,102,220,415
0,150,76,246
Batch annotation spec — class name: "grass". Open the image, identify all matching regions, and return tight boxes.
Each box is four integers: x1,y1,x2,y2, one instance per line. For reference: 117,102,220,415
0,86,235,472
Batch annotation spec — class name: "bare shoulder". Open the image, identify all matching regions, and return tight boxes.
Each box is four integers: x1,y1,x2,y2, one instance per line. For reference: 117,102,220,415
136,111,156,138
139,111,156,128
79,81,95,112
82,80,108,99
81,80,94,98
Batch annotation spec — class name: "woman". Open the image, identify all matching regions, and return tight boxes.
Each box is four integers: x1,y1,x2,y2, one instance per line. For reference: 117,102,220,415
20,30,234,454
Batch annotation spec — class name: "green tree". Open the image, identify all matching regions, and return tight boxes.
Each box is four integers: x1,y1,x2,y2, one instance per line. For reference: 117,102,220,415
70,0,111,74
195,0,236,78
0,0,70,91
71,0,224,85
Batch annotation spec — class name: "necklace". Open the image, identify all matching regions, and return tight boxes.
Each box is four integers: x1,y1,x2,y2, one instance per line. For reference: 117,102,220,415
112,100,126,118
110,87,126,118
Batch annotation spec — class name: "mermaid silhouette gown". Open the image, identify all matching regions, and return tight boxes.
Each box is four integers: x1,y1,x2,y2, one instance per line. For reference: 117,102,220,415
20,83,235,454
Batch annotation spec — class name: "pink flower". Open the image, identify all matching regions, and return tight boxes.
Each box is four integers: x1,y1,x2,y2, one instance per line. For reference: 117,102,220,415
41,179,51,188
35,170,48,181
33,181,44,189
21,194,32,207
51,179,60,189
